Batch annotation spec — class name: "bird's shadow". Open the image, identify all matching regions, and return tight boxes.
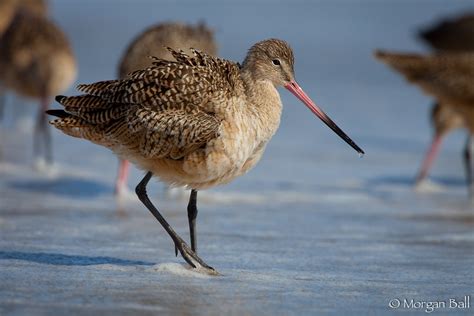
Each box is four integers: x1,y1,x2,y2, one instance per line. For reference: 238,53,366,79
0,251,154,266
8,176,111,198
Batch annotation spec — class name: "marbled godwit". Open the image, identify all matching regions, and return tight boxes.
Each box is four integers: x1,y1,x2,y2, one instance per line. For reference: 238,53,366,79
48,39,364,273
115,22,217,195
0,0,48,113
375,51,474,194
412,14,474,184
0,6,76,164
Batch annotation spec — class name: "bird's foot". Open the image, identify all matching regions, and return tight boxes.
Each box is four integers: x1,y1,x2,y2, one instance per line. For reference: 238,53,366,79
115,183,131,198
174,237,219,276
115,184,125,196
33,157,57,177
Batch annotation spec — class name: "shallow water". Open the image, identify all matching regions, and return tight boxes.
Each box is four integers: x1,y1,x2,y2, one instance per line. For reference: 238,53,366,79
1,0,474,315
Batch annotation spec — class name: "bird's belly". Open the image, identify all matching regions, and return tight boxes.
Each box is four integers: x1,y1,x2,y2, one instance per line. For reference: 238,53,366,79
128,120,263,190
181,120,262,189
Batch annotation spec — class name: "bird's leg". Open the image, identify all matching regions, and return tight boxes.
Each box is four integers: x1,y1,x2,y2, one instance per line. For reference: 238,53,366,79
187,189,198,253
34,97,52,164
115,159,130,195
33,101,44,162
42,97,53,164
135,172,217,274
463,135,474,197
415,133,443,185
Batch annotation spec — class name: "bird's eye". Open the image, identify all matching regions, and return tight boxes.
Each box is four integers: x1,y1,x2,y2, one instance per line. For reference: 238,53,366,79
272,59,281,66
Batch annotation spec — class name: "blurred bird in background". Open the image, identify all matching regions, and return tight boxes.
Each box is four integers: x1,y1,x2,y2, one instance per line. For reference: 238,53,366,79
376,12,474,195
1,0,49,115
375,51,474,196
413,13,474,186
0,0,76,168
115,21,217,196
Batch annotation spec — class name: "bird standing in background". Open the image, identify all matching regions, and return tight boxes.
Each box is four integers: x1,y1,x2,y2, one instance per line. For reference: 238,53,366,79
411,13,474,185
0,0,49,117
48,39,363,273
115,22,217,196
375,51,474,195
0,1,76,166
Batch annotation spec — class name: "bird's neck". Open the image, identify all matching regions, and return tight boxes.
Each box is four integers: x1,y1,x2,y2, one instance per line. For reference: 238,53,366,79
240,69,283,139
240,67,282,106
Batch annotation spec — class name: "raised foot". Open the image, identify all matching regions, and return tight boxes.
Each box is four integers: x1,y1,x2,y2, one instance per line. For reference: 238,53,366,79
174,238,219,276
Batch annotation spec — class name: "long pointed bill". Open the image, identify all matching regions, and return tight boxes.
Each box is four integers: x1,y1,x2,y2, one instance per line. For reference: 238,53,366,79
284,80,364,156
415,134,443,185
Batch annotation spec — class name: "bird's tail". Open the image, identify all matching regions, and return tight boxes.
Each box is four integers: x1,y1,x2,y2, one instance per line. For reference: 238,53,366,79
47,92,131,146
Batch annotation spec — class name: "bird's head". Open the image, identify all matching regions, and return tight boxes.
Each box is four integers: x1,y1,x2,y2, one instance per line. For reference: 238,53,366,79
243,38,364,156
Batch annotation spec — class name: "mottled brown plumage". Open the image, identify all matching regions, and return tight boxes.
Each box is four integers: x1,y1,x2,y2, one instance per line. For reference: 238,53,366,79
49,39,362,272
53,47,241,189
0,6,76,163
375,51,474,131
114,22,218,194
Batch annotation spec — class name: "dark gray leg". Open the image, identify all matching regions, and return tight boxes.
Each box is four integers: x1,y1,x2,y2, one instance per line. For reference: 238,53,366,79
33,106,42,161
33,97,53,164
187,189,198,253
135,172,216,273
43,112,52,164
464,136,474,197
42,98,52,164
